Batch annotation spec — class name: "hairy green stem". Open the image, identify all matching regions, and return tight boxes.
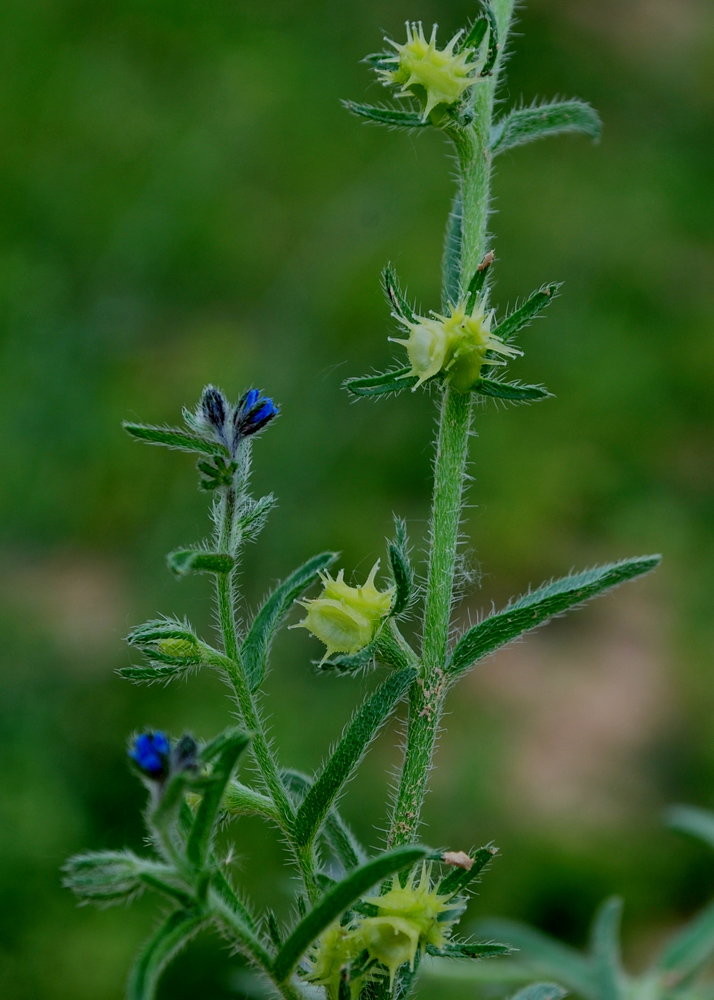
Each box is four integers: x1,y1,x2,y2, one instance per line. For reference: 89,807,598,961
215,485,320,900
389,2,515,849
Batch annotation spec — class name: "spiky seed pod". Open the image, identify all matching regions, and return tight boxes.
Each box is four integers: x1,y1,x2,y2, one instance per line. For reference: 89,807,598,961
306,864,464,995
378,23,480,120
392,300,521,390
294,562,394,660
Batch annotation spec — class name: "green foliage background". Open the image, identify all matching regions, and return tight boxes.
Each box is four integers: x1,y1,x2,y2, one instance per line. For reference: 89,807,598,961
1,0,713,996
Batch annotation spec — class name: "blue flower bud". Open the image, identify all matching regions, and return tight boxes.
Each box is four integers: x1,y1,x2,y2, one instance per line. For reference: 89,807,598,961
232,388,279,445
200,386,230,446
129,731,171,779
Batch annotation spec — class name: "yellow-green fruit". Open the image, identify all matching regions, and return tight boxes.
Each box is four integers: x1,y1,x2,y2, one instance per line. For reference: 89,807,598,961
380,23,479,119
295,562,394,660
357,916,420,987
393,301,521,391
363,864,460,953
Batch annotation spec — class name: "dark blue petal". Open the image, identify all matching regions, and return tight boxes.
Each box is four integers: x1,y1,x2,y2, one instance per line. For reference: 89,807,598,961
243,388,260,411
129,731,171,778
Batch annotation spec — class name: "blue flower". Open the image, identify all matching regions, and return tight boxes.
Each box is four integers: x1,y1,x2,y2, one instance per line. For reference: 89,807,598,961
129,731,171,779
232,388,279,445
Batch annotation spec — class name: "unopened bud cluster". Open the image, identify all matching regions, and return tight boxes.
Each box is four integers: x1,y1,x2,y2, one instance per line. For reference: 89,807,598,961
186,385,278,458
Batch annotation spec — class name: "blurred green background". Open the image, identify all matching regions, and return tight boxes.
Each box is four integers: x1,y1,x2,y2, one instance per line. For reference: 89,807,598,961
1,0,713,996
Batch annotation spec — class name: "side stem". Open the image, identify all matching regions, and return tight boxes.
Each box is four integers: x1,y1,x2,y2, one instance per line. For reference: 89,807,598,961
215,485,319,898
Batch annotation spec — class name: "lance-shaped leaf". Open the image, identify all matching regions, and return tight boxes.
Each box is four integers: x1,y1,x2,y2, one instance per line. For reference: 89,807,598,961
464,251,495,313
319,642,379,675
657,898,714,982
667,805,714,851
481,2,499,76
427,940,512,960
388,518,414,617
294,667,416,848
343,101,429,130
492,100,601,155
123,421,228,458
449,556,661,679
511,985,568,1000
439,845,498,896
343,368,419,398
119,663,193,684
475,919,598,1000
382,263,417,323
442,192,463,308
273,844,431,982
186,729,250,868
590,898,625,1000
127,909,208,1000
473,378,551,402
283,770,366,872
492,284,561,343
242,552,337,691
460,15,489,54
167,549,235,577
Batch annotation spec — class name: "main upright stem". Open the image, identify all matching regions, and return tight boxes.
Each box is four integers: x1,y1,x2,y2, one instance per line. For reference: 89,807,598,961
389,1,514,848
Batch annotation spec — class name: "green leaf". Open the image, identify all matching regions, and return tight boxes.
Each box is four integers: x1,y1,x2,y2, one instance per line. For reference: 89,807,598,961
118,663,192,683
242,552,337,691
657,899,714,980
273,845,431,982
511,985,569,1000
343,368,419,398
481,3,499,76
439,846,498,896
167,549,235,577
266,910,283,950
428,940,512,959
442,192,463,308
382,263,417,323
590,898,624,1000
123,422,227,458
127,909,207,1000
667,805,714,851
319,642,378,674
464,251,495,312
294,667,416,848
460,16,489,53
388,517,414,617
474,378,551,402
448,556,661,679
186,729,250,868
343,100,428,129
492,284,561,343
475,919,598,1000
283,770,366,871
492,101,601,155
